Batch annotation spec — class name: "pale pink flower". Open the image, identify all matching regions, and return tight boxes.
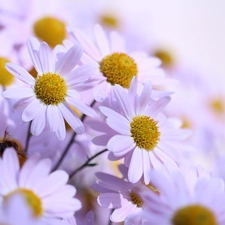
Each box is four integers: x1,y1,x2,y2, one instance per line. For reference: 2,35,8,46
2,37,97,140
0,148,81,221
143,168,225,225
68,24,165,102
98,78,190,184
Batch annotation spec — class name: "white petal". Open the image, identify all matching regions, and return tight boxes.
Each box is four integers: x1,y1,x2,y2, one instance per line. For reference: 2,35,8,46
110,31,126,52
5,63,35,85
46,105,59,132
142,150,151,184
66,96,97,117
55,110,66,140
30,107,46,136
56,44,83,76
58,103,84,134
107,135,135,157
128,147,143,183
95,24,110,57
22,99,43,122
2,88,34,99
39,42,50,73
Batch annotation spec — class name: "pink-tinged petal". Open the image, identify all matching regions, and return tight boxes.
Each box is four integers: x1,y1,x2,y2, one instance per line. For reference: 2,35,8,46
66,89,80,99
160,128,191,141
46,105,59,132
56,44,82,76
13,96,36,110
18,154,40,187
22,99,43,122
136,81,152,115
2,148,19,190
110,202,137,222
66,64,98,85
5,63,35,85
27,37,42,73
2,87,34,99
55,110,66,140
128,147,143,183
110,31,126,52
142,150,151,184
128,77,138,102
94,24,110,57
113,85,134,119
68,28,100,61
147,96,171,117
66,96,97,117
35,170,68,197
93,81,110,102
23,158,52,189
107,135,135,157
38,42,50,73
149,151,163,169
99,106,130,134
98,193,123,208
58,103,84,134
92,135,109,146
30,107,46,136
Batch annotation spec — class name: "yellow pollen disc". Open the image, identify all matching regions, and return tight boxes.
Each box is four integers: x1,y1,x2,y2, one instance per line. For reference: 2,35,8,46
0,57,14,86
172,204,218,225
130,191,143,208
33,16,66,48
34,73,67,105
99,52,138,88
5,189,43,217
130,115,160,151
100,15,119,28
210,99,224,115
154,49,174,67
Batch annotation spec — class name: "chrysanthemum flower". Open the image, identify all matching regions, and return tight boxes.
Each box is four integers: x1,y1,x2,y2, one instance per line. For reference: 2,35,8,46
143,168,225,225
0,148,81,221
98,78,190,184
92,165,157,224
68,24,165,102
2,37,97,140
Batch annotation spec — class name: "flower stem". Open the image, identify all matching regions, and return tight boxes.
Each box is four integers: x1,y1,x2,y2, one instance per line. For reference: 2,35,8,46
69,148,108,179
52,99,96,171
24,121,32,154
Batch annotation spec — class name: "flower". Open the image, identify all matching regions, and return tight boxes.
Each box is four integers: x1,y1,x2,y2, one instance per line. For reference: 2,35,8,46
0,148,81,221
92,165,157,224
68,24,165,102
143,168,225,225
2,37,97,140
98,78,190,184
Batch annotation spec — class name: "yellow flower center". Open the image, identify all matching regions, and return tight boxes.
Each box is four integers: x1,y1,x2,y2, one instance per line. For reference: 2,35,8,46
0,57,14,87
99,53,138,88
5,189,43,217
99,14,119,28
154,49,174,67
33,16,66,48
210,99,224,115
130,115,160,151
130,191,143,208
172,204,218,225
34,73,67,105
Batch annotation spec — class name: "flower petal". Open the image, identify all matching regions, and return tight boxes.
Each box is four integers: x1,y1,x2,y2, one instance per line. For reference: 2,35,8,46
2,88,34,99
30,107,46,136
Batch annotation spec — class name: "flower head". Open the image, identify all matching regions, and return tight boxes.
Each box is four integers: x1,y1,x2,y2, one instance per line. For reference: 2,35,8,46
2,37,97,140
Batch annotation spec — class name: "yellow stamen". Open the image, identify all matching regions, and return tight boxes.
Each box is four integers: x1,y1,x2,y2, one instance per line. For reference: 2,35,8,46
33,16,66,48
0,57,14,87
99,53,138,88
34,73,67,105
172,204,218,225
5,189,43,217
130,191,143,207
130,115,160,151
100,14,119,29
154,49,174,67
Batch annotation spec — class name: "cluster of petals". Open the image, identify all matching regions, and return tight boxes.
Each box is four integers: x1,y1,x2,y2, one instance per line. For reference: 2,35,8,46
0,148,81,222
2,37,97,140
96,78,190,184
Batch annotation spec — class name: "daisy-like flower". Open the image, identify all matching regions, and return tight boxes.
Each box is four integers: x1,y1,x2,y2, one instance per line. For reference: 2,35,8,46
143,168,225,225
0,148,81,221
98,78,190,184
68,24,165,102
2,37,97,140
92,165,158,224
